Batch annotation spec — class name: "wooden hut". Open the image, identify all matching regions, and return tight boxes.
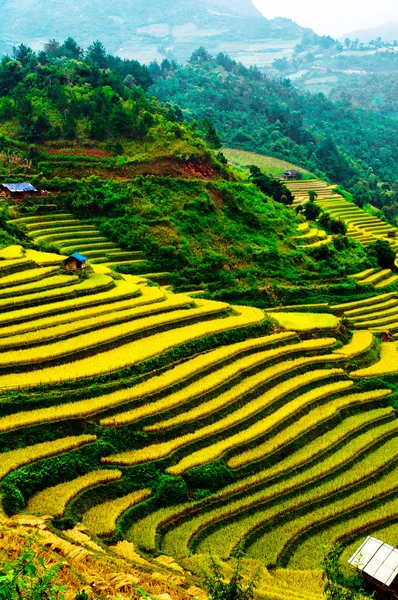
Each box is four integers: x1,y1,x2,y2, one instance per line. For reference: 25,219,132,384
0,182,38,200
348,536,398,596
284,170,302,180
63,252,88,271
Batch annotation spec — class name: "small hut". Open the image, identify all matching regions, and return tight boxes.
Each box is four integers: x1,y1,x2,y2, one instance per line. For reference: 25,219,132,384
63,252,88,271
0,183,38,200
284,170,302,180
348,536,398,595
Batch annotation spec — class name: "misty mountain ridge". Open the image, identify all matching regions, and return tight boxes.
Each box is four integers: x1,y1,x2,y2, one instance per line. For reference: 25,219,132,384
341,22,398,43
0,0,315,64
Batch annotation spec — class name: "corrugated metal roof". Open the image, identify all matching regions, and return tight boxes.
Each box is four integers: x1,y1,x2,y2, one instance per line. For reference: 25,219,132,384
2,183,37,192
70,252,88,262
348,536,398,587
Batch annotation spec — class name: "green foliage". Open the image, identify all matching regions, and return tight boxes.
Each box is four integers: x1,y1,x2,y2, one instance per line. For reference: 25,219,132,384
153,475,189,507
366,239,396,269
304,200,322,221
150,50,398,208
322,544,372,600
203,553,257,600
248,165,294,205
185,460,234,493
0,538,65,600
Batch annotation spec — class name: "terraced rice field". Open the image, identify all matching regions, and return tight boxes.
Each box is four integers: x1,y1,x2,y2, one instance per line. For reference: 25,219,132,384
314,196,398,252
10,212,147,269
293,224,332,249
0,238,398,577
285,179,339,205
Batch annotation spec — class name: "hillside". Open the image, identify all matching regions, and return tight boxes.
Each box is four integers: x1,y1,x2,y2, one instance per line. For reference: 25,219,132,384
150,51,398,211
0,0,311,65
340,23,398,43
1,39,398,600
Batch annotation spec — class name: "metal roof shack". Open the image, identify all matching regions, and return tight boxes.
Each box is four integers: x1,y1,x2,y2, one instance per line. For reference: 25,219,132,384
348,536,398,593
284,170,302,180
1,182,38,200
63,252,88,271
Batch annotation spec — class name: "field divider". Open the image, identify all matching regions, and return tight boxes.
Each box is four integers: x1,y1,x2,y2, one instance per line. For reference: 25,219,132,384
100,337,334,429
157,415,398,559
0,434,97,481
0,305,265,390
0,266,59,290
0,285,164,339
102,351,344,467
274,472,398,568
0,294,195,352
27,469,123,517
0,273,115,313
168,385,388,476
0,273,80,300
0,278,141,328
0,300,230,371
126,409,394,554
0,336,294,434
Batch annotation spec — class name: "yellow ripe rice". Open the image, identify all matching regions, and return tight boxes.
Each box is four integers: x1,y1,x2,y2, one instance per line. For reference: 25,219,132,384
268,312,339,332
166,374,350,475
350,342,398,378
27,469,122,516
333,331,374,357
228,388,391,469
0,333,295,433
0,435,97,481
82,489,151,536
0,304,264,389
104,337,332,428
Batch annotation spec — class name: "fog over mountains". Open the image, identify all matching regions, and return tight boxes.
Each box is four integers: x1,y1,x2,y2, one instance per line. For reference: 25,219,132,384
341,22,398,43
0,0,311,63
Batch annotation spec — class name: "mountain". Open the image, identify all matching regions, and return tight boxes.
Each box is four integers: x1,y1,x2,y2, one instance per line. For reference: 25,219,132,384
340,22,398,43
150,52,398,212
0,0,311,64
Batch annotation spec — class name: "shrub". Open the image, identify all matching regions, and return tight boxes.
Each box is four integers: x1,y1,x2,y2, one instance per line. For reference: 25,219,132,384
153,475,189,507
185,460,234,492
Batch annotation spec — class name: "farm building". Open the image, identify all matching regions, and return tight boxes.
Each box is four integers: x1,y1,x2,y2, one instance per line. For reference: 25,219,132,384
348,536,398,595
63,252,88,271
284,170,302,180
0,182,38,200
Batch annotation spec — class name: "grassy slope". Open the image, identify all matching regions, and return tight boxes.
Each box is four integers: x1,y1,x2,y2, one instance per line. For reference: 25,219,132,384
223,148,315,178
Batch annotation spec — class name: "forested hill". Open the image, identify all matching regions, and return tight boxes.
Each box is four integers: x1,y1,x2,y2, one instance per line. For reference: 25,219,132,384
0,41,222,174
150,50,398,210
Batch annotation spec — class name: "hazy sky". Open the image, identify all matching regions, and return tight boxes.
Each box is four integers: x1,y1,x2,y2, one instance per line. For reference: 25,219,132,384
252,0,398,37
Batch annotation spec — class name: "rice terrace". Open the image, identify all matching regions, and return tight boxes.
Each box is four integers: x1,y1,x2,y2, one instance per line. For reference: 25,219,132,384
1,155,398,599
1,28,398,598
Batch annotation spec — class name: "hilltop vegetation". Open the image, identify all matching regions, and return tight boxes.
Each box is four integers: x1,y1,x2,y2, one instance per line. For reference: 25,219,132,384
0,40,381,299
150,49,398,211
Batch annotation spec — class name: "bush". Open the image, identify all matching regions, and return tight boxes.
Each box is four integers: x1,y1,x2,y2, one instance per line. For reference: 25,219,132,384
366,239,396,269
153,475,189,507
185,460,234,492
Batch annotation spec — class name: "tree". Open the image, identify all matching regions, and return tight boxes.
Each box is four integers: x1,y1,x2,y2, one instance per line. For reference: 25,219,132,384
308,190,318,202
44,39,60,57
202,118,222,149
304,200,321,221
248,166,294,205
366,239,396,269
60,37,83,60
86,41,107,68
